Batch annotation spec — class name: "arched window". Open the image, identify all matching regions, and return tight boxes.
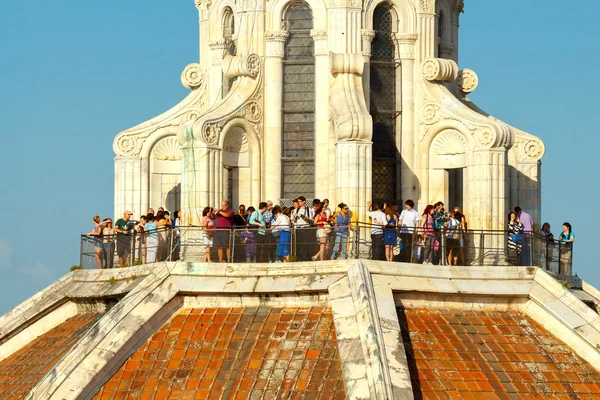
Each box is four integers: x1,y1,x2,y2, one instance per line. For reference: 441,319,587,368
370,5,398,204
282,3,315,199
222,7,236,97
437,10,444,57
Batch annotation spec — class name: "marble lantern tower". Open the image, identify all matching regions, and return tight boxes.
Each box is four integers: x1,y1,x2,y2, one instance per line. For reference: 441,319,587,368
113,0,545,241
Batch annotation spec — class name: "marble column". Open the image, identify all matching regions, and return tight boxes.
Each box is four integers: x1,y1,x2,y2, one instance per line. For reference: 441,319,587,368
416,10,436,63
361,30,375,116
114,157,142,219
395,34,418,204
263,31,288,201
311,30,330,200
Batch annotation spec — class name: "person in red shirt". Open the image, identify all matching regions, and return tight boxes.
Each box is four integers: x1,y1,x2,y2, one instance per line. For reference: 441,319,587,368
214,200,235,262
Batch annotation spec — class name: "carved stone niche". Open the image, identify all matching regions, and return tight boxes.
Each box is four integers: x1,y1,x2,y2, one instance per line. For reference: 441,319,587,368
152,136,182,161
429,129,468,169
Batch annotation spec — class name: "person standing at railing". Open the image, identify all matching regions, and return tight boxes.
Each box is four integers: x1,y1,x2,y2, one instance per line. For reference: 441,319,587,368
331,203,350,260
312,202,329,261
233,204,248,262
452,207,468,265
432,202,446,265
384,206,398,262
540,222,555,271
114,211,133,268
398,200,420,263
137,215,147,264
559,222,575,276
291,196,314,261
446,211,461,266
272,205,291,262
87,215,104,269
155,211,171,262
420,205,436,265
250,202,269,262
514,206,534,266
264,201,276,262
145,213,158,263
202,207,215,262
366,201,386,261
102,218,114,269
507,211,524,266
214,200,235,263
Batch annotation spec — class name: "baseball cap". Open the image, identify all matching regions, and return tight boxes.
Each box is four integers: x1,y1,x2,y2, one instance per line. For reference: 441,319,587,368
124,210,133,215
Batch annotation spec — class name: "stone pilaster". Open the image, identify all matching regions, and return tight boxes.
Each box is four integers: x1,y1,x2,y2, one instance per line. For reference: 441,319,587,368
361,29,375,106
416,1,436,63
311,30,330,200
264,31,288,201
395,33,418,204
208,40,227,104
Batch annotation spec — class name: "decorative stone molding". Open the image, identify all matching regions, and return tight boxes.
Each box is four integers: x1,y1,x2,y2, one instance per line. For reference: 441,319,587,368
513,136,546,162
422,57,458,82
419,0,435,13
180,63,204,89
457,69,478,94
432,129,467,155
421,103,441,125
310,30,329,56
151,136,182,160
209,39,228,63
394,33,418,60
265,31,288,58
178,53,263,147
361,29,375,58
329,53,372,142
453,0,465,13
195,0,212,20
329,0,362,8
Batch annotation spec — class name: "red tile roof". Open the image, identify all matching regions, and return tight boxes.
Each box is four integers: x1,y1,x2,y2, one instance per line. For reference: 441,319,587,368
94,306,345,400
0,313,101,399
398,307,600,398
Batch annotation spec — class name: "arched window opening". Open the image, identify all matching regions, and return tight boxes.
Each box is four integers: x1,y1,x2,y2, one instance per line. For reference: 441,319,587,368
222,7,236,97
282,3,315,199
370,5,398,204
437,10,444,57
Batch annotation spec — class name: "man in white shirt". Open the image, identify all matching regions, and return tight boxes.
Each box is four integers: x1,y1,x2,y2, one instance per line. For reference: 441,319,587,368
398,199,420,263
366,201,386,261
293,196,314,261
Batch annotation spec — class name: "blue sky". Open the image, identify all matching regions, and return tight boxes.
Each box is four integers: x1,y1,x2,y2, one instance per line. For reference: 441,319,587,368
0,1,597,314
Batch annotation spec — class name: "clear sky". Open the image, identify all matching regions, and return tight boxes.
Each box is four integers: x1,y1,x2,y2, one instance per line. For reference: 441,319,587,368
0,1,598,315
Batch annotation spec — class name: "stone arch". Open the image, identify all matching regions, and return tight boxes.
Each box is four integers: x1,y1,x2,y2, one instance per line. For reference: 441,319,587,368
210,0,237,39
363,0,416,33
266,0,326,31
218,118,261,206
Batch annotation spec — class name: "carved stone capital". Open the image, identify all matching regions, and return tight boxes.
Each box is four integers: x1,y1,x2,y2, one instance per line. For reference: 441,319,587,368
310,30,328,56
457,69,478,94
453,0,465,13
222,54,261,79
361,29,375,57
394,33,418,60
209,40,228,63
265,31,288,58
195,0,212,20
181,64,204,90
422,57,458,82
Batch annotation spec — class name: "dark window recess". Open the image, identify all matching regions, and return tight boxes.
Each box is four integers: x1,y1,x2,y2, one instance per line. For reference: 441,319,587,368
282,4,315,199
370,6,399,203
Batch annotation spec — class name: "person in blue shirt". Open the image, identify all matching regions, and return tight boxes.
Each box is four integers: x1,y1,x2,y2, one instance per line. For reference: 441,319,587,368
331,203,350,260
559,222,575,275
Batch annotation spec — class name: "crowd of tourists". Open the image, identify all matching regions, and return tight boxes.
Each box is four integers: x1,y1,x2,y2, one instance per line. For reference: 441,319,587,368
85,198,574,274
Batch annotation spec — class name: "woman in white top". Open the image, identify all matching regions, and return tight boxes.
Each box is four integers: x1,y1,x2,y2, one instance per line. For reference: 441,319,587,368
271,206,291,262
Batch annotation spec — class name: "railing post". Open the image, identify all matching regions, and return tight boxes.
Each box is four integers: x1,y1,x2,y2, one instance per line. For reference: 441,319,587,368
354,222,360,259
479,230,484,266
231,228,235,263
529,234,534,267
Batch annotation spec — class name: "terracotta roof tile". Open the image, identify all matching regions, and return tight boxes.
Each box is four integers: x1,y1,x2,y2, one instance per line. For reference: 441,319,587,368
94,307,345,399
398,307,600,398
0,313,101,398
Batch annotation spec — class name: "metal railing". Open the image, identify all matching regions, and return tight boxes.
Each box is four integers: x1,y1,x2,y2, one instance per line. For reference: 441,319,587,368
80,223,574,276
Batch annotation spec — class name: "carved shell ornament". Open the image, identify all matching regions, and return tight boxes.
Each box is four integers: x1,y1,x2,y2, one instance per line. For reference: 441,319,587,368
181,64,204,89
223,127,249,153
432,130,468,155
152,136,182,160
422,103,440,125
